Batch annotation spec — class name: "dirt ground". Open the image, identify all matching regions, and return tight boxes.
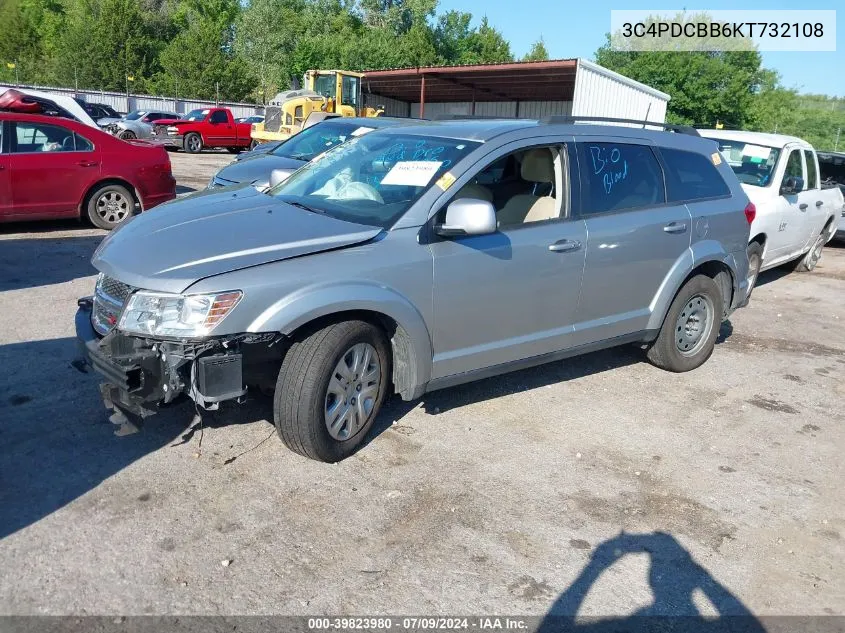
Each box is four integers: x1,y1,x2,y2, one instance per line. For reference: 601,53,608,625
0,151,843,624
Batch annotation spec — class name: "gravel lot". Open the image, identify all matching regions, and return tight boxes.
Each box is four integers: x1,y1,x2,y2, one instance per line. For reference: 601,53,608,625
1,151,843,622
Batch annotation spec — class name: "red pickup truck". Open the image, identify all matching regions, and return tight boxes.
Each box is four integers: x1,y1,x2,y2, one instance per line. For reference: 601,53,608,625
151,107,253,154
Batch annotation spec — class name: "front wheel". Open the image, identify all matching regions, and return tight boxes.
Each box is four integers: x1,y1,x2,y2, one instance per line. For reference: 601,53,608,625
794,230,826,272
119,130,136,140
646,274,724,373
183,132,203,154
746,241,763,300
273,321,391,462
249,140,258,151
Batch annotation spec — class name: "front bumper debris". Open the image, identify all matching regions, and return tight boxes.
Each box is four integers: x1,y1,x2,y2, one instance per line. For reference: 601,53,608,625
75,298,274,423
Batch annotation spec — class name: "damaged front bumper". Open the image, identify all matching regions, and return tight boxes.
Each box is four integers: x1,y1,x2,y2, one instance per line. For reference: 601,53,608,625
76,297,277,420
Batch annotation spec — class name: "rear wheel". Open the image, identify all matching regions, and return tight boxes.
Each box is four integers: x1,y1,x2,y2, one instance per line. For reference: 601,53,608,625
646,274,723,373
85,183,136,230
273,321,391,462
183,132,203,154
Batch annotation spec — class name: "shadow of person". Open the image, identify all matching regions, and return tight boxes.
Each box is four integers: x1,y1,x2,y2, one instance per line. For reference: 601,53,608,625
538,532,766,633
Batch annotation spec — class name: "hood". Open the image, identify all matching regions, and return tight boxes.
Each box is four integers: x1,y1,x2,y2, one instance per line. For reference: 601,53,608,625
92,186,382,294
738,183,778,206
97,117,122,127
215,154,305,187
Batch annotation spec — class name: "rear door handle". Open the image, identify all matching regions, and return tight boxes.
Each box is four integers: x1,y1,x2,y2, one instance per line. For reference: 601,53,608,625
799,203,808,211
815,200,824,207
663,222,687,234
77,160,98,167
548,239,582,253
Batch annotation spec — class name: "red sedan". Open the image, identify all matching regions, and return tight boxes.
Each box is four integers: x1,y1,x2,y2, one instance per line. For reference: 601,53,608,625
0,112,176,229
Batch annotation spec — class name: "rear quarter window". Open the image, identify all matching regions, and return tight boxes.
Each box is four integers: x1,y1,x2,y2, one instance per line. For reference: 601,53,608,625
661,147,731,202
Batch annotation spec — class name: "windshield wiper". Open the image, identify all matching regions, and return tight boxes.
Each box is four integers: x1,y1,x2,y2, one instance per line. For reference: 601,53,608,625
286,200,326,215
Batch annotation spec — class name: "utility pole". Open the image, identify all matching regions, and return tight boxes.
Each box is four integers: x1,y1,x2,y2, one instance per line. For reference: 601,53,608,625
14,59,19,85
216,81,220,106
74,67,78,92
836,127,841,152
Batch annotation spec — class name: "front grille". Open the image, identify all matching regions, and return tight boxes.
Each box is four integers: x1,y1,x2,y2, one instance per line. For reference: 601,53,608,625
92,274,135,336
264,107,282,133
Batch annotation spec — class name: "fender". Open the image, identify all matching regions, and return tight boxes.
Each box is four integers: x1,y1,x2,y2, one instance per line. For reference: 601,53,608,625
247,281,433,400
646,240,744,332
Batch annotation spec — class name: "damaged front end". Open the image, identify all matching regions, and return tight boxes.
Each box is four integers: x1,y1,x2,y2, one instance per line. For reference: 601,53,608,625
76,295,283,423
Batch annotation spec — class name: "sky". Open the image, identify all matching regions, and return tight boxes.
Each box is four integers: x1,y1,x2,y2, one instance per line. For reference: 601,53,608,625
437,0,844,97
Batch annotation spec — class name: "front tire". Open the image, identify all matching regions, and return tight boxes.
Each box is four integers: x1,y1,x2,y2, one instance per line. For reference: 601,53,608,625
646,274,723,373
273,321,391,462
183,132,203,154
85,183,136,230
119,130,136,140
794,230,827,272
746,241,763,300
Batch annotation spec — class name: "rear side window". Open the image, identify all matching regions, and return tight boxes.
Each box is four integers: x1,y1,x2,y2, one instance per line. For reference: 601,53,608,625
804,150,818,189
75,133,93,151
661,148,730,202
12,122,77,153
577,142,665,214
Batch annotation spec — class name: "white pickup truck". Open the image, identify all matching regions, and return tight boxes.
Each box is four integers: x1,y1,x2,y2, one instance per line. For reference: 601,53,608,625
700,130,843,292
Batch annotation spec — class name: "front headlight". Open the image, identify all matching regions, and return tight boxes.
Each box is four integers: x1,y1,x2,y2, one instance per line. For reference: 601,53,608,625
118,290,242,337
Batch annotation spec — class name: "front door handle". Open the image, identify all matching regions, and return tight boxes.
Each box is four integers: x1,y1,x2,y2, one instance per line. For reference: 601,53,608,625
548,239,582,253
663,222,687,234
799,203,808,211
77,160,98,167
815,200,824,207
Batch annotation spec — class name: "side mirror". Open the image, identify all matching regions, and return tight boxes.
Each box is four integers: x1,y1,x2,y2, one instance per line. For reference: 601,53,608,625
268,169,293,189
435,198,497,237
780,175,804,195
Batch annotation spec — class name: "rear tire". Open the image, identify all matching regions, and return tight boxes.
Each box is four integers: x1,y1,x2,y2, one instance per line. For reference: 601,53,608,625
273,321,391,462
183,132,203,154
85,183,136,230
746,241,763,300
646,274,723,373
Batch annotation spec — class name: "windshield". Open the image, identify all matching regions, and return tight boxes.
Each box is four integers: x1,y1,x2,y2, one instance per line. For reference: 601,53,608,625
271,120,379,162
124,111,147,121
712,138,782,187
183,109,209,121
269,132,480,228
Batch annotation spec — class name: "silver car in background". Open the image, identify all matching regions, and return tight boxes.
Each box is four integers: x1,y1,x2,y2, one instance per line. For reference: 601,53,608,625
103,110,179,140
76,117,752,462
209,117,408,190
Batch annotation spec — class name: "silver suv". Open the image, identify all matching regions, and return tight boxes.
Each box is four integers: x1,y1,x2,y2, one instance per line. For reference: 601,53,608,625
76,117,752,462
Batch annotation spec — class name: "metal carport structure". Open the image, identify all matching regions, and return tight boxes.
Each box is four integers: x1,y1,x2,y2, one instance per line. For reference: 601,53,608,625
362,58,670,123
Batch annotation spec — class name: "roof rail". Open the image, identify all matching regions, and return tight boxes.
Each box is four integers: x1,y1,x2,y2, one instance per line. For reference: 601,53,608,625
541,116,700,137
431,114,513,121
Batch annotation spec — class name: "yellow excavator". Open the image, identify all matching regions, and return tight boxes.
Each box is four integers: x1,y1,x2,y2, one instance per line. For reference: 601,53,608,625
250,70,384,147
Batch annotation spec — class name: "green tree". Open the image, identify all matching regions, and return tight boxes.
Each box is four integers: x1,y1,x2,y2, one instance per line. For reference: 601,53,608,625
523,37,549,62
595,33,762,128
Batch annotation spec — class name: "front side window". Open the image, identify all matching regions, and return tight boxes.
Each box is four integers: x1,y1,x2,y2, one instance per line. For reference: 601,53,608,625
269,132,480,229
804,150,818,189
711,138,781,187
210,110,228,124
445,146,565,229
577,142,665,214
13,122,78,153
661,147,730,202
782,149,804,191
